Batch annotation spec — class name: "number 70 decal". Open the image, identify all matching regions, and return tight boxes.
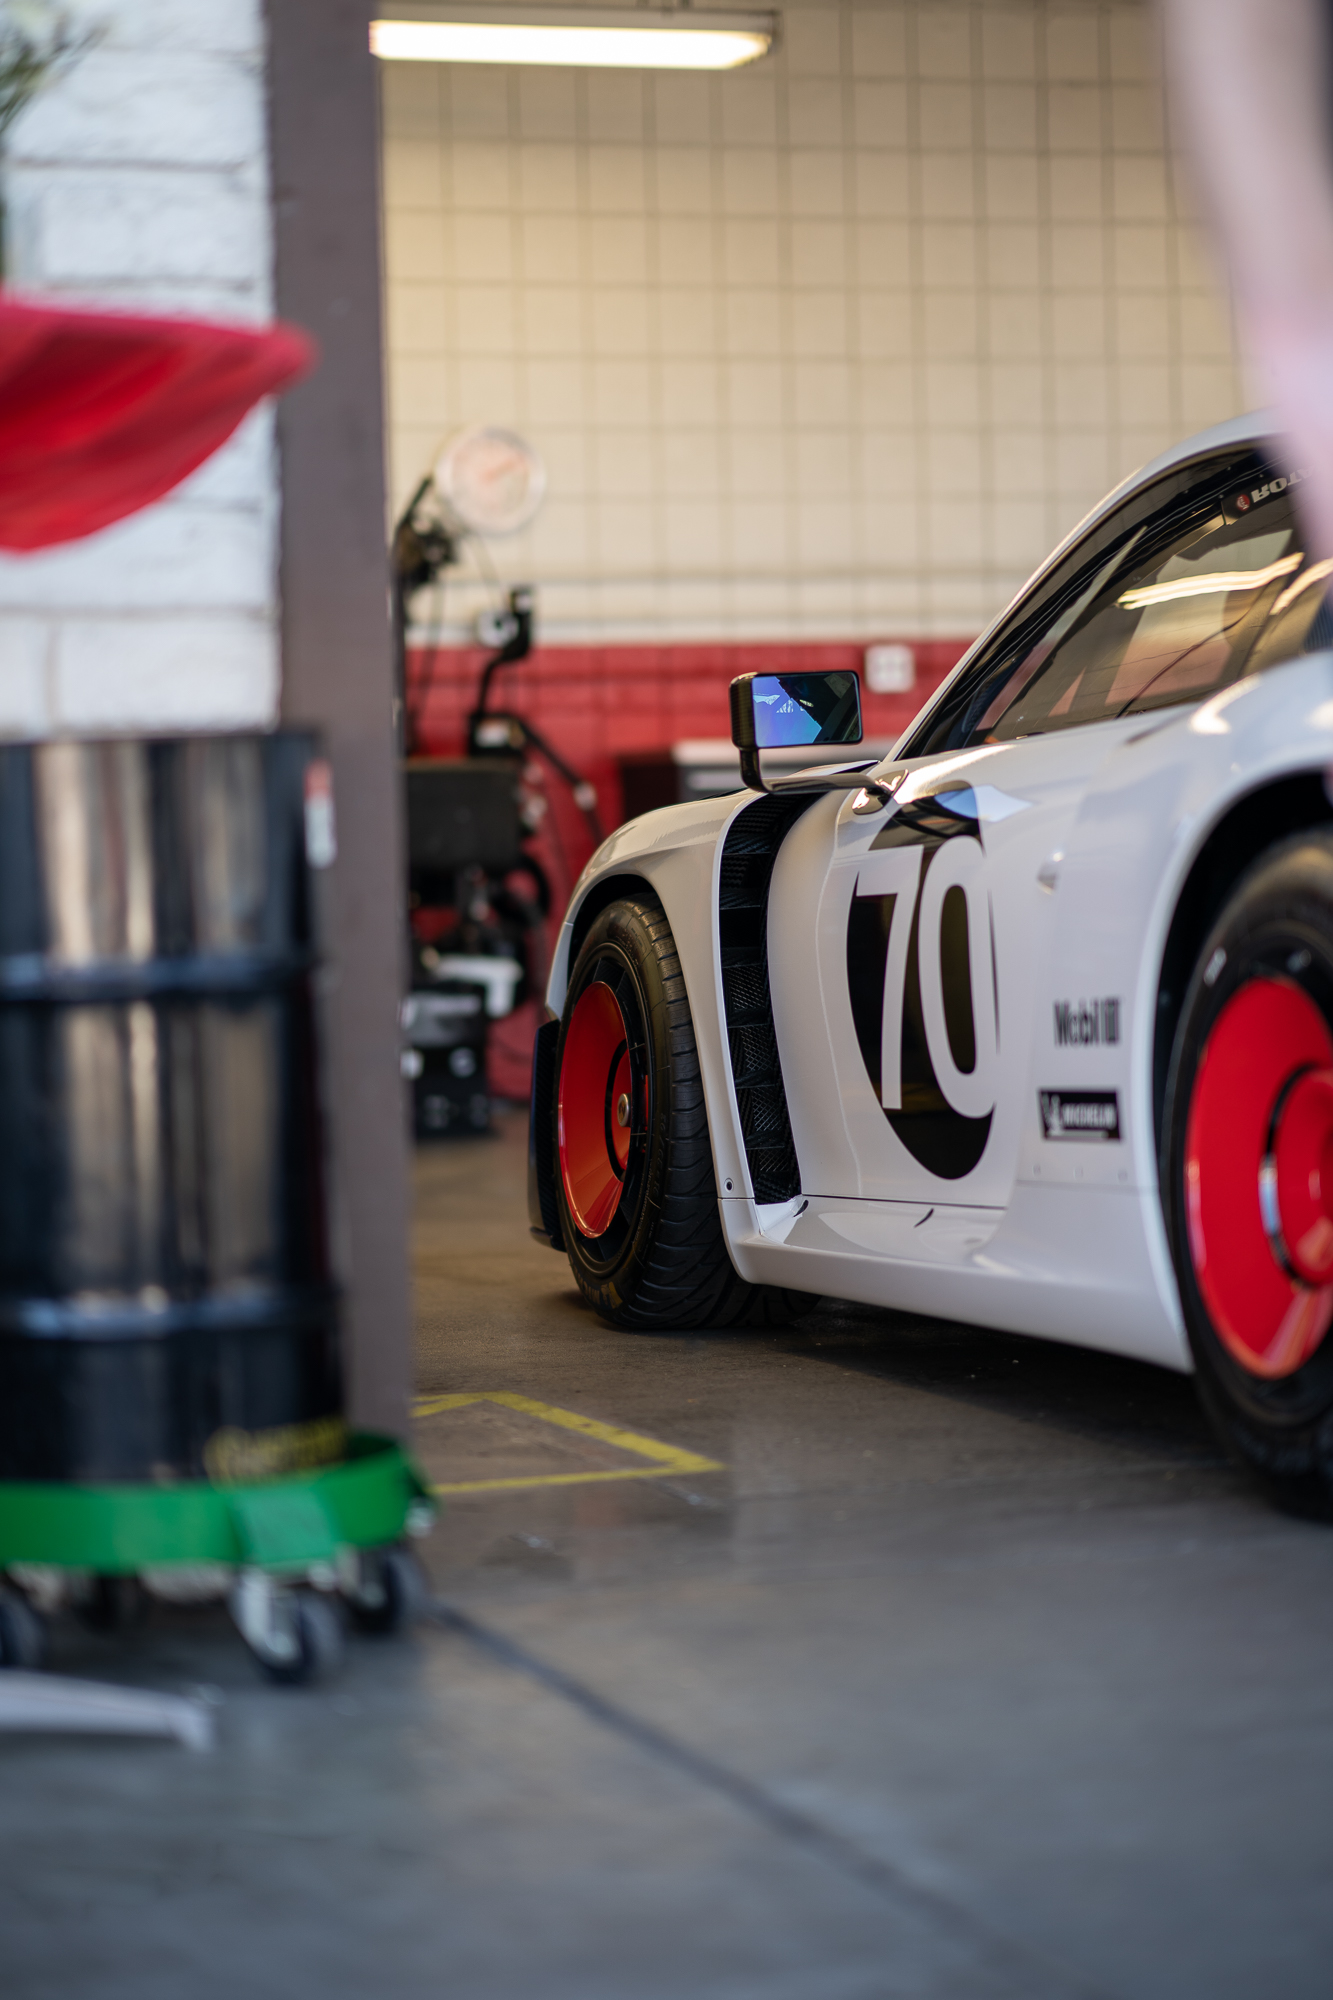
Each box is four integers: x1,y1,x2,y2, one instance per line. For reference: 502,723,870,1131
854,835,999,1123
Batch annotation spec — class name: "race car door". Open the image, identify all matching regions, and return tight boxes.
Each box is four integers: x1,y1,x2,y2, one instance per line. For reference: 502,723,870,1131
771,438,1325,1208
784,726,1127,1208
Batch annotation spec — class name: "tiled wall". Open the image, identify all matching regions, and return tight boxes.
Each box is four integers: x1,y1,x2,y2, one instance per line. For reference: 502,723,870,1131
381,0,1247,653
0,0,280,736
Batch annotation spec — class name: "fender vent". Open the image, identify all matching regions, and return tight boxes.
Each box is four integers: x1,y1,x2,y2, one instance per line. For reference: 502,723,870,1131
718,793,816,1203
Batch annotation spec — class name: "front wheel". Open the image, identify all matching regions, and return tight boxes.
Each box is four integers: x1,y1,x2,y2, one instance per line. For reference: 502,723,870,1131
1162,834,1333,1516
553,894,812,1331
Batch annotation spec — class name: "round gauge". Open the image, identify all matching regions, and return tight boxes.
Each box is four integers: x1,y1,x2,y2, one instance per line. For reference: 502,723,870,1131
433,425,546,537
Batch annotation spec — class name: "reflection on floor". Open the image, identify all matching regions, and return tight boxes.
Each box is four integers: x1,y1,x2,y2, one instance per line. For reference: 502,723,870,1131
5,1108,1333,2000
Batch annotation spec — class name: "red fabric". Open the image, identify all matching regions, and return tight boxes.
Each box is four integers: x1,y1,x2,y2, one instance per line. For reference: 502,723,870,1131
0,296,315,550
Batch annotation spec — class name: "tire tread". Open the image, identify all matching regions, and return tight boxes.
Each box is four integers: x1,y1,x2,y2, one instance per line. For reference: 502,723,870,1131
558,893,813,1332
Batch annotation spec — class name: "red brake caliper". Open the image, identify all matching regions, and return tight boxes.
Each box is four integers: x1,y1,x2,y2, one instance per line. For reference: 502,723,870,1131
1185,977,1333,1377
557,981,634,1238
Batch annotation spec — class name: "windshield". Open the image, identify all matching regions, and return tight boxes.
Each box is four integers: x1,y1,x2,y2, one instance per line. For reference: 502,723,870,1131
903,452,1332,756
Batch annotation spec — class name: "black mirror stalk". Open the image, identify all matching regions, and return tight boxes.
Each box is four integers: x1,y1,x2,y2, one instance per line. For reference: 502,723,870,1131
738,744,769,794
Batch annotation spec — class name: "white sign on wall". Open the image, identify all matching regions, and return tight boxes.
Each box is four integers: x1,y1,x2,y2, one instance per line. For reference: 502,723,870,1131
864,644,916,696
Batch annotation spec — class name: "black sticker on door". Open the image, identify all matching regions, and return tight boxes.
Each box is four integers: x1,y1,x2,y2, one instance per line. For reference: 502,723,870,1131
1039,1090,1120,1141
846,794,996,1181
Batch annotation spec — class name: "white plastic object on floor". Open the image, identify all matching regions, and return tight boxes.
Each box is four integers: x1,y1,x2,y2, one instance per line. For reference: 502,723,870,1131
0,1673,214,1750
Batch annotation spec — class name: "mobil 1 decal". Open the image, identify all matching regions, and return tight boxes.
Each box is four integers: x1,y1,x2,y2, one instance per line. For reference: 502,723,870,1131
845,791,997,1181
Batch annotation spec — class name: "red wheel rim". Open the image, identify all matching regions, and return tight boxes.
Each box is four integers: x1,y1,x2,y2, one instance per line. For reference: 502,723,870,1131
558,980,636,1238
1185,977,1333,1378
1271,1069,1333,1282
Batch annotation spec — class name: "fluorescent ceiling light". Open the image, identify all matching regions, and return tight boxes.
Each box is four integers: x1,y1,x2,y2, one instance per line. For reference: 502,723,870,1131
1117,553,1302,611
1272,556,1333,615
371,6,776,70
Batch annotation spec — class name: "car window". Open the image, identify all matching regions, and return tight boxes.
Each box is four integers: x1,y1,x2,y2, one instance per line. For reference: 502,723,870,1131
905,451,1333,757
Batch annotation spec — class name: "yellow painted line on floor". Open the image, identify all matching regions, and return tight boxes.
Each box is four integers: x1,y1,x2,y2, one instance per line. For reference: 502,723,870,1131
412,1389,724,1494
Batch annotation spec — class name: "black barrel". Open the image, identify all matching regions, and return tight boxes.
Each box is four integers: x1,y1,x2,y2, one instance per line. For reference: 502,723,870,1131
0,732,342,1483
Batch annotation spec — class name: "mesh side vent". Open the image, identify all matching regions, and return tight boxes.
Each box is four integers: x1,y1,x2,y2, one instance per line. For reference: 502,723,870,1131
737,1088,791,1139
724,952,769,1020
717,793,815,1204
719,854,773,908
725,815,787,857
729,1023,779,1087
747,1150,799,1192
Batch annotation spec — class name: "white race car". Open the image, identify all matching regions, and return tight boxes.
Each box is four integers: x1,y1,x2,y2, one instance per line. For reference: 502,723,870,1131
529,411,1333,1516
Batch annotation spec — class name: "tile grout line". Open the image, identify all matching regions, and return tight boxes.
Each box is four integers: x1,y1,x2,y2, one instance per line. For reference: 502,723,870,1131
429,1597,1117,2000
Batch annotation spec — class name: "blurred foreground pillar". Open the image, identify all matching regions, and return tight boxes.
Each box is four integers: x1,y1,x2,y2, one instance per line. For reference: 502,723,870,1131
267,0,411,1436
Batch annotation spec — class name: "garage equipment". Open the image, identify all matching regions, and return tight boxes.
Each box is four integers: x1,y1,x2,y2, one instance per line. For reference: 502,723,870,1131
391,450,606,1116
0,299,432,1702
0,733,430,1683
406,755,527,888
404,756,534,1135
403,980,491,1136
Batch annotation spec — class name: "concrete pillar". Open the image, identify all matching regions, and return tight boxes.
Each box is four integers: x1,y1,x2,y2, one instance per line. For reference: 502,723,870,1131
267,0,411,1436
0,0,411,1436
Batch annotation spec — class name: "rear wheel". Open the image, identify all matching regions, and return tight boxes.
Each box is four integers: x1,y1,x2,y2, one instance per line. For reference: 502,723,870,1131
1163,834,1333,1515
554,894,812,1330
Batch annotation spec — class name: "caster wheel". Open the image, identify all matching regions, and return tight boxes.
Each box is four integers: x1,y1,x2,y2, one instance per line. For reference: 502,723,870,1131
0,1588,47,1670
77,1575,148,1634
256,1591,345,1687
347,1548,430,1636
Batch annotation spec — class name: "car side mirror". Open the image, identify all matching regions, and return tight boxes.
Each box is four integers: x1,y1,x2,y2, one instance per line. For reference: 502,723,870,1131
729,670,863,793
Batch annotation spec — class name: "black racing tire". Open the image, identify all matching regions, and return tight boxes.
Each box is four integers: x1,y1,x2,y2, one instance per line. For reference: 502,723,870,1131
552,893,815,1331
1162,833,1333,1517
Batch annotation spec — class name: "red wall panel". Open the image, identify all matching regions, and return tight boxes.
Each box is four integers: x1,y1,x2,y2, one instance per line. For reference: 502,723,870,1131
408,636,970,830
405,636,973,1097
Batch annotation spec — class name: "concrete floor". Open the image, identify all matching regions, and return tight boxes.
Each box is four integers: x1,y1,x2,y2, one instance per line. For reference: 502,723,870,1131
5,1107,1333,1999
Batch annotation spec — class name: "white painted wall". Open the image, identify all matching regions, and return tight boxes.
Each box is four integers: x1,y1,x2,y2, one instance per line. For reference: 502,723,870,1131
0,0,281,736
381,0,1247,647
